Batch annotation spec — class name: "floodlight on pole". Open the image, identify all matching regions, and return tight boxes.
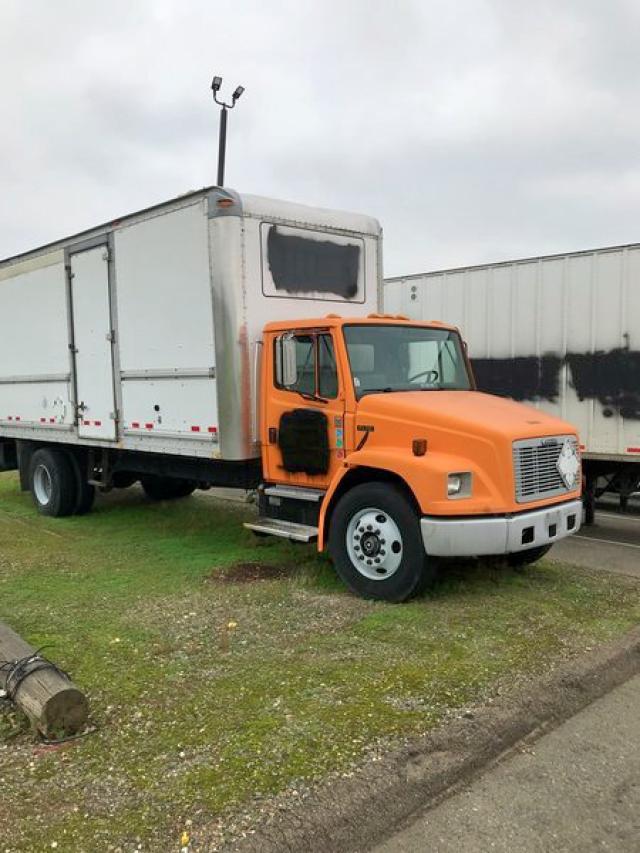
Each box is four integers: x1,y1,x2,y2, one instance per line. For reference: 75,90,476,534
211,74,245,187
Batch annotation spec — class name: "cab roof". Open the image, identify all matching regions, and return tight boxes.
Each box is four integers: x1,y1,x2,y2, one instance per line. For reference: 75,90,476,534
263,314,460,333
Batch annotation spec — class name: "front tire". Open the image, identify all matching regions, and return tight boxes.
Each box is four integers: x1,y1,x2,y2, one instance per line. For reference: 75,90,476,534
328,483,433,602
30,448,78,517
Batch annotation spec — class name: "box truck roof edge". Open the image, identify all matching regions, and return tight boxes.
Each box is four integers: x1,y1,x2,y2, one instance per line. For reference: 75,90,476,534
0,186,382,270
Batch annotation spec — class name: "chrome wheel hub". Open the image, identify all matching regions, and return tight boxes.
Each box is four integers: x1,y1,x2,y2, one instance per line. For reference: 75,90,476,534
346,507,403,581
33,464,53,506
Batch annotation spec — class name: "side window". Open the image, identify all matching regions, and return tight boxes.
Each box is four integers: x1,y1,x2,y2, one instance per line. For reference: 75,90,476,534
293,335,316,396
318,334,338,399
274,332,339,398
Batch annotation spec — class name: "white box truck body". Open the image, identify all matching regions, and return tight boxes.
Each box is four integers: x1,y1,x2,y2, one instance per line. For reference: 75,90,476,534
0,187,381,472
385,244,640,513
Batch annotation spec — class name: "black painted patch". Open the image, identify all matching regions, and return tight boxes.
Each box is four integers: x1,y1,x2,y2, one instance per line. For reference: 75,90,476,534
567,349,640,420
472,355,562,402
278,408,329,475
267,226,360,299
471,349,640,420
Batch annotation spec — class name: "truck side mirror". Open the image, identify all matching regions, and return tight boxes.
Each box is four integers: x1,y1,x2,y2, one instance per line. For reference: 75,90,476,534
275,334,298,387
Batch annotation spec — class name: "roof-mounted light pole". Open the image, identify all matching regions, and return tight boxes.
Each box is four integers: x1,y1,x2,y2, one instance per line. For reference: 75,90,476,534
211,75,245,187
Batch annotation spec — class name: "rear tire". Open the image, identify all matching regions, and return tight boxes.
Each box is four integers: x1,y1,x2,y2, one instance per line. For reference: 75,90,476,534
141,476,196,501
507,544,553,569
65,452,95,515
29,448,78,517
328,483,433,602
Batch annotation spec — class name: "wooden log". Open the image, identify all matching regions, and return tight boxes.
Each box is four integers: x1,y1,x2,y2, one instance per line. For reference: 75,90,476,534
0,621,88,739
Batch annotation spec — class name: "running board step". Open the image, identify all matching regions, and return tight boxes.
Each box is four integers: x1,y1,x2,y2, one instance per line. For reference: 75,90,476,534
244,518,319,542
263,485,325,502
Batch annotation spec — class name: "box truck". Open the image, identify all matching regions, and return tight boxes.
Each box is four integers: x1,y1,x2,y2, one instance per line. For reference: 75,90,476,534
0,187,582,600
385,243,640,521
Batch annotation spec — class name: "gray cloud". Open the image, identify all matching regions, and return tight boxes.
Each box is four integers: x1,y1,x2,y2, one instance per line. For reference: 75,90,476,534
2,0,640,275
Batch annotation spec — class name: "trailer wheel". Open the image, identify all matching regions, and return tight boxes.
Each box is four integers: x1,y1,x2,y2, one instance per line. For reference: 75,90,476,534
29,448,78,517
328,483,433,602
506,544,553,570
140,476,196,501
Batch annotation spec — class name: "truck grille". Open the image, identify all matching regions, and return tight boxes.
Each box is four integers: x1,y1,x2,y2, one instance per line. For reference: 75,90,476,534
513,435,577,503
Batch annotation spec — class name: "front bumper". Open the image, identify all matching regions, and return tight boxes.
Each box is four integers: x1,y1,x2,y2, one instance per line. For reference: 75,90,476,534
420,499,582,558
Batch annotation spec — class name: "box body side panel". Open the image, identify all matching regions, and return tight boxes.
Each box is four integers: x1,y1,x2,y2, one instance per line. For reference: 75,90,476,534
114,201,221,450
0,255,75,430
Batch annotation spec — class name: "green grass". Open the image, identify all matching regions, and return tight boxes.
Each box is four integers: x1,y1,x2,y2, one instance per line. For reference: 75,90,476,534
1,470,639,851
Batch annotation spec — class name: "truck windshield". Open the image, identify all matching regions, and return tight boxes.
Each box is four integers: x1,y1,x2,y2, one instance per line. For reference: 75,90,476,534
343,324,472,399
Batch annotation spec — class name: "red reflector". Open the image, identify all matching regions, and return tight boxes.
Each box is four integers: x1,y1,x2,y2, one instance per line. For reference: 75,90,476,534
83,420,90,426
40,417,46,423
131,422,140,429
15,416,20,422
145,423,154,430
191,425,201,432
49,418,55,423
208,426,218,433
7,416,12,421
94,421,102,427
628,447,640,454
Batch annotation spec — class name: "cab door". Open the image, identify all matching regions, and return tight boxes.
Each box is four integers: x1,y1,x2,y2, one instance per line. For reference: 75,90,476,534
262,329,346,488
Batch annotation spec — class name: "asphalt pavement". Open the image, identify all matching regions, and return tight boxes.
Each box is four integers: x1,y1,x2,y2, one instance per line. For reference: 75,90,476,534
372,673,640,852
371,506,640,853
551,509,640,579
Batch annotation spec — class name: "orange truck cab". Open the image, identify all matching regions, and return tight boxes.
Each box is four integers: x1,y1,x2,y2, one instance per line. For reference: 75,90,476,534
246,314,582,601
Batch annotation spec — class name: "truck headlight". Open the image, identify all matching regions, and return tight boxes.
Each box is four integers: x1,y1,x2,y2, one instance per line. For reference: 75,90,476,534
447,472,472,498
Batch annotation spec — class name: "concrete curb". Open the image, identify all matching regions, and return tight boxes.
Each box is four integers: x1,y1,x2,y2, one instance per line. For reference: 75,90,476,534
227,625,640,853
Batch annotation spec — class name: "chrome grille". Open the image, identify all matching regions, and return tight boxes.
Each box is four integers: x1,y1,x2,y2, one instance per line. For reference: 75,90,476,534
513,435,577,503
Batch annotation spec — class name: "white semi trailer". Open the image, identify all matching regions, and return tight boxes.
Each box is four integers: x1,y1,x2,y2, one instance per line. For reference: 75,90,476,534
385,243,640,520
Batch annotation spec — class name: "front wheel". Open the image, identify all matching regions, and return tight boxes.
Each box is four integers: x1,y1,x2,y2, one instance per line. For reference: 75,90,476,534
328,483,434,602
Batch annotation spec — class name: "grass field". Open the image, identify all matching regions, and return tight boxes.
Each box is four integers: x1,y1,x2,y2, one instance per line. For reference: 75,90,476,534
1,470,639,851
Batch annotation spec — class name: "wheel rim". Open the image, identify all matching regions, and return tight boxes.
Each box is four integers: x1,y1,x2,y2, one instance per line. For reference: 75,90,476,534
33,464,53,506
346,507,403,580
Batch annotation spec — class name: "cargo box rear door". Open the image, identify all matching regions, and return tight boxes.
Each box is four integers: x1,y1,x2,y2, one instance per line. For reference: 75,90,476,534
70,244,117,440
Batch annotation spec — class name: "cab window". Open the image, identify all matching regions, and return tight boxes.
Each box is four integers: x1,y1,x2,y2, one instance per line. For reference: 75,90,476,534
274,332,338,399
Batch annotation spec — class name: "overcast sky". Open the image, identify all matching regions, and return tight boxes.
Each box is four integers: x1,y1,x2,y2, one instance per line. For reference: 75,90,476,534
2,0,640,276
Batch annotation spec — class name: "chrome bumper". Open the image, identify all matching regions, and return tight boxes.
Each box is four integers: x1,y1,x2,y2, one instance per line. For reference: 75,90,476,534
420,499,582,558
